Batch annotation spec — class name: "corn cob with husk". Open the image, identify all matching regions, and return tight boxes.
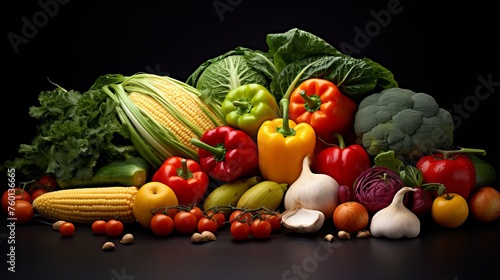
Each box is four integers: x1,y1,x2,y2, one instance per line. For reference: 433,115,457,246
95,73,226,169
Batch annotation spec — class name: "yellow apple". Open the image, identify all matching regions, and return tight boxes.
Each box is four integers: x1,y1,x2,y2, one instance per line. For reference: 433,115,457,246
133,182,178,228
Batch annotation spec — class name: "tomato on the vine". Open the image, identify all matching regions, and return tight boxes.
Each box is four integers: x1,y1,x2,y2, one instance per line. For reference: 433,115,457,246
230,221,251,240
150,213,174,237
9,200,34,224
197,216,218,234
174,211,198,234
262,213,282,231
31,188,48,201
59,222,75,237
91,220,107,235
431,192,469,228
105,219,124,237
250,218,272,239
2,188,31,213
189,206,203,222
211,212,226,228
229,210,252,224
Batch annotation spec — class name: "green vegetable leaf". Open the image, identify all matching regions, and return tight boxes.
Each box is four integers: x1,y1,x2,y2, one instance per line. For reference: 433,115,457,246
373,150,405,174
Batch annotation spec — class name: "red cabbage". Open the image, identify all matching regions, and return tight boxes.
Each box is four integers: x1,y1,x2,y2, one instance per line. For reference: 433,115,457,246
354,166,405,215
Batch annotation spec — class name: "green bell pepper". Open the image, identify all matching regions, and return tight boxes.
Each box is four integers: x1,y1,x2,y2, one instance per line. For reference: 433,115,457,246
221,84,280,137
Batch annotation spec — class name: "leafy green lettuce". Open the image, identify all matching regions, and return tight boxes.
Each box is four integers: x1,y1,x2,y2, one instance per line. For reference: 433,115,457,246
187,28,398,106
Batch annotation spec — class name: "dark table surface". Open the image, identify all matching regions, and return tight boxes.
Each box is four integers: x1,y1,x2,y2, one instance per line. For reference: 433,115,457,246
1,214,499,280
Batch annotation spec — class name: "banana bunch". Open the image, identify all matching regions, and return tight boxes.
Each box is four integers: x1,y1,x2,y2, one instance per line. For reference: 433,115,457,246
203,176,288,212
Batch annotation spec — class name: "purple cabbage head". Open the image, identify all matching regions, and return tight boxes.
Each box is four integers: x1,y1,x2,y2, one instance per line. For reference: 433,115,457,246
354,166,405,215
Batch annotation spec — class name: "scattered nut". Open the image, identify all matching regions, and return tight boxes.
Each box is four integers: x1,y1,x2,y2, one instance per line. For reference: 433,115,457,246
52,220,66,231
201,231,216,242
120,233,135,245
323,234,335,242
338,231,351,240
102,241,115,251
356,230,371,239
191,232,203,243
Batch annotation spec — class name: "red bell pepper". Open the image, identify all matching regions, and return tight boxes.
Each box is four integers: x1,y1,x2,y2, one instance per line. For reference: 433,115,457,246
416,147,486,200
152,156,210,205
313,133,371,198
288,78,357,144
190,125,259,182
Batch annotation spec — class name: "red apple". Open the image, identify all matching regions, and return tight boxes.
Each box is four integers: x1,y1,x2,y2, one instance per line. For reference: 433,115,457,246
468,186,500,223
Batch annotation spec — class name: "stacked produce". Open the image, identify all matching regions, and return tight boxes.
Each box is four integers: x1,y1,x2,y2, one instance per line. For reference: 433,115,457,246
2,28,499,244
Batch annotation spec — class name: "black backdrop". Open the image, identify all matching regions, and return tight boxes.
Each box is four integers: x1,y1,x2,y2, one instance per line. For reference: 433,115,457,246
3,0,499,185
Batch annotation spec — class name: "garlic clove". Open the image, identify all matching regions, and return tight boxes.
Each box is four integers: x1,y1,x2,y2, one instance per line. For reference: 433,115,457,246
281,208,325,233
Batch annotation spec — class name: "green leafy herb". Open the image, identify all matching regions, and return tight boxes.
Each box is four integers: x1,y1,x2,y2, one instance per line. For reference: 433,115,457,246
4,86,135,181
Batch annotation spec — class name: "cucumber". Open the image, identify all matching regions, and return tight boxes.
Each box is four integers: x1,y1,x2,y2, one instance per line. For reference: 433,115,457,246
56,157,150,189
468,155,497,188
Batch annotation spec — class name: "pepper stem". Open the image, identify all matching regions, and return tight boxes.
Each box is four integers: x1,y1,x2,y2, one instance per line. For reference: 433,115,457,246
176,159,193,180
299,90,321,112
277,99,296,137
434,147,486,159
190,138,226,162
232,100,251,114
334,133,345,149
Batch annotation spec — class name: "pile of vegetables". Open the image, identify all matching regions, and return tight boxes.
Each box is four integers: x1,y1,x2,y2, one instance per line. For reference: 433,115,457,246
2,28,499,242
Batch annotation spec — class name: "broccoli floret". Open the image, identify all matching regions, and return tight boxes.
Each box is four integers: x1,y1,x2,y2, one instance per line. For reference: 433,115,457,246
354,88,454,162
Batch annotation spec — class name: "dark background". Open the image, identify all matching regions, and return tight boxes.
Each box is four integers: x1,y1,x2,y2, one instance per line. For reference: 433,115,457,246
1,1,500,279
2,0,499,183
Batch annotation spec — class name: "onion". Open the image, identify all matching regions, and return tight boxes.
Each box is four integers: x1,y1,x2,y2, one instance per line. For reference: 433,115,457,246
333,201,369,233
354,166,405,215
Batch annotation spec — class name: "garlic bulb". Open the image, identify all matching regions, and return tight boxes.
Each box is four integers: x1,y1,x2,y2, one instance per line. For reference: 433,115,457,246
284,155,339,218
281,208,325,233
370,186,420,239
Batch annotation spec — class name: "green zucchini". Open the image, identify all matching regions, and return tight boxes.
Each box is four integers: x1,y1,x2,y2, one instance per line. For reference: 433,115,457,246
56,157,150,189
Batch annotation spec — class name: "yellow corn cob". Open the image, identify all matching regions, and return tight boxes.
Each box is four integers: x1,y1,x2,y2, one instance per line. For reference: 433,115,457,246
32,186,138,223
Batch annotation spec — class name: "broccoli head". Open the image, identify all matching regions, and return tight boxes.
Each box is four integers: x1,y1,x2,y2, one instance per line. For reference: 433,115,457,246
354,88,454,162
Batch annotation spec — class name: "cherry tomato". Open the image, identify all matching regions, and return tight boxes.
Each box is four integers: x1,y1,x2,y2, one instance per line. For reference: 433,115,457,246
150,213,175,237
230,221,251,240
197,216,218,234
28,175,58,195
59,222,75,237
173,211,198,234
189,206,203,222
211,212,226,228
8,200,34,224
91,220,107,235
431,192,469,228
262,213,282,231
105,219,124,237
250,219,272,239
229,210,252,224
2,188,31,213
31,188,48,201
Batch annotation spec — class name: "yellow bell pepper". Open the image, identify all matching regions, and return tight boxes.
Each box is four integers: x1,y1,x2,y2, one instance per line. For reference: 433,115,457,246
257,99,316,185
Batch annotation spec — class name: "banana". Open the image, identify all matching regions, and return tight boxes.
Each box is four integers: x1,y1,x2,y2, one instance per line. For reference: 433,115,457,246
236,181,288,211
203,176,261,212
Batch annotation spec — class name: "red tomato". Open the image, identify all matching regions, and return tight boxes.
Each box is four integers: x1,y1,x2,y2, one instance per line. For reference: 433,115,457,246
150,213,175,237
105,219,124,237
250,219,272,239
211,212,226,228
333,201,369,233
91,220,107,235
173,211,198,234
230,221,250,241
31,188,48,201
229,210,252,224
2,188,31,213
59,222,75,237
8,200,34,224
263,213,282,231
189,206,203,222
197,216,218,233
